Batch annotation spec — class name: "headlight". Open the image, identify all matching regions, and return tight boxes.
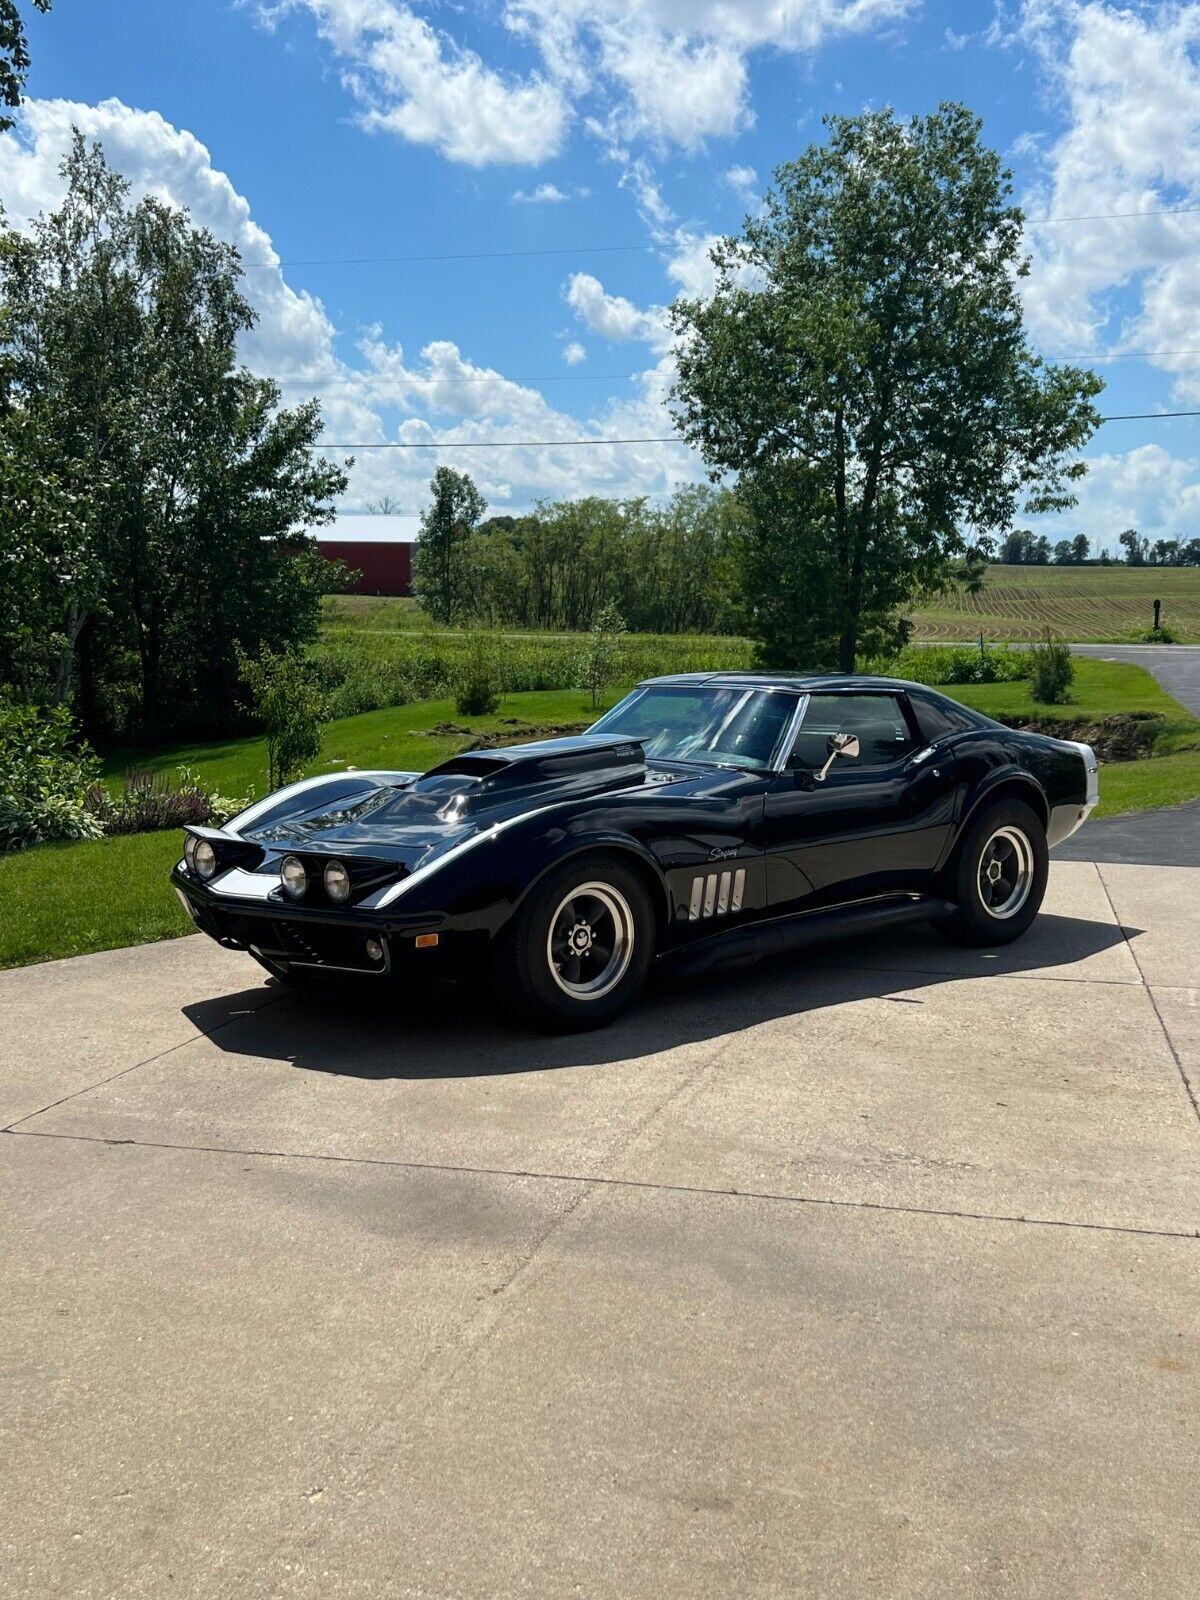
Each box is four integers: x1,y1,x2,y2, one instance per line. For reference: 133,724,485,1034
324,860,351,903
193,839,217,880
281,856,307,898
183,835,197,872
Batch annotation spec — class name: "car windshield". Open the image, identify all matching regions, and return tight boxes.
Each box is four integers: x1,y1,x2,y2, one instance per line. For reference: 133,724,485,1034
589,684,797,772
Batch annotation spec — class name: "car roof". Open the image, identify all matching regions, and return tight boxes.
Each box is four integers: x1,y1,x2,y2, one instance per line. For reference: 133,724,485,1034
638,671,938,695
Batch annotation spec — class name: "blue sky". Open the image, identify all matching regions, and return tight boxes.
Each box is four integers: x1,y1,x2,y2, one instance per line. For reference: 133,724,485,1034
4,0,1200,550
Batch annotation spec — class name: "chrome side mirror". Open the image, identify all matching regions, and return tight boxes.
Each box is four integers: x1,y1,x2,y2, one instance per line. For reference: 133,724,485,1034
815,732,860,782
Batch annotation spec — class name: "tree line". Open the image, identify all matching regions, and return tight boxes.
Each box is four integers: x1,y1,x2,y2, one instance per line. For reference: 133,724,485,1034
413,471,745,634
0,137,347,742
997,528,1200,566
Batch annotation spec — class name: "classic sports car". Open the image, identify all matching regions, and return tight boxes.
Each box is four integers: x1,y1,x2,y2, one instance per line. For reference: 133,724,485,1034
172,673,1099,1030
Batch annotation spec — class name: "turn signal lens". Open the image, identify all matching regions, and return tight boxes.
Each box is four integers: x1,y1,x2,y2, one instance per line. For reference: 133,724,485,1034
324,861,351,903
193,839,217,880
280,856,307,898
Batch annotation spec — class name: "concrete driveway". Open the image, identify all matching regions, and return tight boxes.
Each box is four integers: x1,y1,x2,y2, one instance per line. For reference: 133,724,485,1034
3,860,1198,1599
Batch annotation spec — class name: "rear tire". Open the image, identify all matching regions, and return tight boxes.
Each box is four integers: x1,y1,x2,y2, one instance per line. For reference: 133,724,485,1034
494,855,656,1031
941,799,1048,947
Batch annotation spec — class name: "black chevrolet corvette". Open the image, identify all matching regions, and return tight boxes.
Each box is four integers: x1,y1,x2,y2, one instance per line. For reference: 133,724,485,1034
172,673,1099,1029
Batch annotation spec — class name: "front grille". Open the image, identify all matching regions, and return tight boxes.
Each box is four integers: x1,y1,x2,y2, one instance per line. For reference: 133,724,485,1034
267,921,388,973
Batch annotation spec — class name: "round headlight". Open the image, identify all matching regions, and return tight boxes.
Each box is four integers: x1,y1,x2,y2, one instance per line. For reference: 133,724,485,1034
324,861,351,904
193,839,217,880
280,856,307,898
183,835,197,872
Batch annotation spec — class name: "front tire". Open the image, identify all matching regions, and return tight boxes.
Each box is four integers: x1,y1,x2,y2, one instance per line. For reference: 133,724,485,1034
495,856,656,1030
942,799,1048,946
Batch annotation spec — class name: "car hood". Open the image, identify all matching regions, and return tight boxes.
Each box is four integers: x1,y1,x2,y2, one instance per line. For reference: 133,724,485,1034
244,733,685,863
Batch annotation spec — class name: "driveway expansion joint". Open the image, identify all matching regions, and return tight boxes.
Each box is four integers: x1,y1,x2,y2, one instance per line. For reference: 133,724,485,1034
1095,863,1200,1129
9,1125,1199,1244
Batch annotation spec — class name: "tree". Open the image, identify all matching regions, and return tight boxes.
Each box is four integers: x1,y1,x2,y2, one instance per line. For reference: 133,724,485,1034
1119,528,1145,566
669,104,1103,670
237,646,326,790
0,0,49,132
1,136,347,740
998,528,1033,564
411,466,486,624
577,602,627,710
1030,535,1052,565
1070,532,1090,564
1052,540,1073,565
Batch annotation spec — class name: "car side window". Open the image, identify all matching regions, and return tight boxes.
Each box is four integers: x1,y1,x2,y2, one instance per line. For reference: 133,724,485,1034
908,693,976,744
789,693,917,771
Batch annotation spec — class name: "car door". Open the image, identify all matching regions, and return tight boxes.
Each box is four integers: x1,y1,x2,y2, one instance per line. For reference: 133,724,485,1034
764,690,958,914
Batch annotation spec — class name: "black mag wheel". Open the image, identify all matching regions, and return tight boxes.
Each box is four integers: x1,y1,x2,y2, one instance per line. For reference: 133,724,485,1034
497,855,656,1030
942,798,1048,947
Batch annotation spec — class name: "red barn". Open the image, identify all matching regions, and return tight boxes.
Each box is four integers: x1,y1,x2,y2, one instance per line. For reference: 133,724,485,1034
315,515,419,596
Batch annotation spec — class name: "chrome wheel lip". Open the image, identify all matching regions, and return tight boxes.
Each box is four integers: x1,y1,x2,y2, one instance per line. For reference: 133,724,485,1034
547,881,635,1001
977,825,1035,920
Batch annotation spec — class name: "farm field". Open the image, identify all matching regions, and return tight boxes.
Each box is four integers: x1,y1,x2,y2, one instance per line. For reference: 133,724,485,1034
5,661,1198,971
910,563,1200,642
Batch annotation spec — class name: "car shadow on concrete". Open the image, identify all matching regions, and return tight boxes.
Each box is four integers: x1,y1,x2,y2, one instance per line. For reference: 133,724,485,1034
181,912,1142,1082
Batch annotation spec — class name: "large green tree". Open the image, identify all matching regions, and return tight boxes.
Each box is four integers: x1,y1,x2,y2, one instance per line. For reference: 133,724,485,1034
0,135,348,740
412,465,487,625
669,104,1104,671
0,0,48,132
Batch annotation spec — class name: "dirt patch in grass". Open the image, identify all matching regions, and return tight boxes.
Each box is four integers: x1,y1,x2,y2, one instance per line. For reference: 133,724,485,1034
426,719,591,751
998,712,1164,762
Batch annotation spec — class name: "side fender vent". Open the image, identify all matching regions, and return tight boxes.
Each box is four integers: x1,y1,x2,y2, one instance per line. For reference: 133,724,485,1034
688,868,745,920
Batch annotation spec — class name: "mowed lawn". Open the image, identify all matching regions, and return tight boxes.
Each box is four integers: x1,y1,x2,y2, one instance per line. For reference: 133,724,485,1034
911,563,1200,642
2,664,1198,970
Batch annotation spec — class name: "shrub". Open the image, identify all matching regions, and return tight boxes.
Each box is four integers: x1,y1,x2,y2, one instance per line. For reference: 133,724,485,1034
238,645,327,789
1128,624,1179,644
454,633,503,717
859,643,1030,686
1028,632,1074,705
0,699,103,854
84,767,253,836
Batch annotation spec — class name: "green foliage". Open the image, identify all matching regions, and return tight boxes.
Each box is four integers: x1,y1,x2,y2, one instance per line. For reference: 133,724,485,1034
577,602,627,709
1129,624,1179,644
0,696,102,853
669,104,1104,671
0,0,49,132
453,633,502,717
862,644,1030,686
311,627,755,719
1028,633,1075,705
0,136,347,741
82,765,252,836
412,466,487,625
237,646,327,790
461,487,746,634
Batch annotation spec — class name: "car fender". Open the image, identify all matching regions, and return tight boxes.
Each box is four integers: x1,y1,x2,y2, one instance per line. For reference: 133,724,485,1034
939,765,1050,873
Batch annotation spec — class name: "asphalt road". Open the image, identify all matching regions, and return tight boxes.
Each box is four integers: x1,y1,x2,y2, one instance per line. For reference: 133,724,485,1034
3,859,1199,1599
1066,643,1200,716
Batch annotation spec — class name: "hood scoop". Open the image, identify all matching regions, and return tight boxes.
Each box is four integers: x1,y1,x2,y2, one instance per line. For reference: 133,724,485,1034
413,733,646,815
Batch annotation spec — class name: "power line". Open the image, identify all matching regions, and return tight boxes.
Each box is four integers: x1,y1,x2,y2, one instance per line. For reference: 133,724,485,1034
305,409,1200,450
277,203,1200,271
269,371,640,388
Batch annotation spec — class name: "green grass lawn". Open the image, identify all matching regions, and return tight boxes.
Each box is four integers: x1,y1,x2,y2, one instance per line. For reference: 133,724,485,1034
4,665,1197,971
910,563,1200,643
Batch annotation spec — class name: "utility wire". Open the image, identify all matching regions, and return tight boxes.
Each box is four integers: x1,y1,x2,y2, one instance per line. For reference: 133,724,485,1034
305,409,1200,450
278,203,1200,270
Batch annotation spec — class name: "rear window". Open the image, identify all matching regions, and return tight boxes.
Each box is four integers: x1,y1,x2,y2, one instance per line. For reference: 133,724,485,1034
909,694,978,744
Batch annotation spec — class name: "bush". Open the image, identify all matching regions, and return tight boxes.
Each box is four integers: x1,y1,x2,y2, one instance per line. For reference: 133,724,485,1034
454,634,502,717
0,699,103,854
1128,624,1179,644
83,767,253,836
1028,632,1074,704
860,643,1030,686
